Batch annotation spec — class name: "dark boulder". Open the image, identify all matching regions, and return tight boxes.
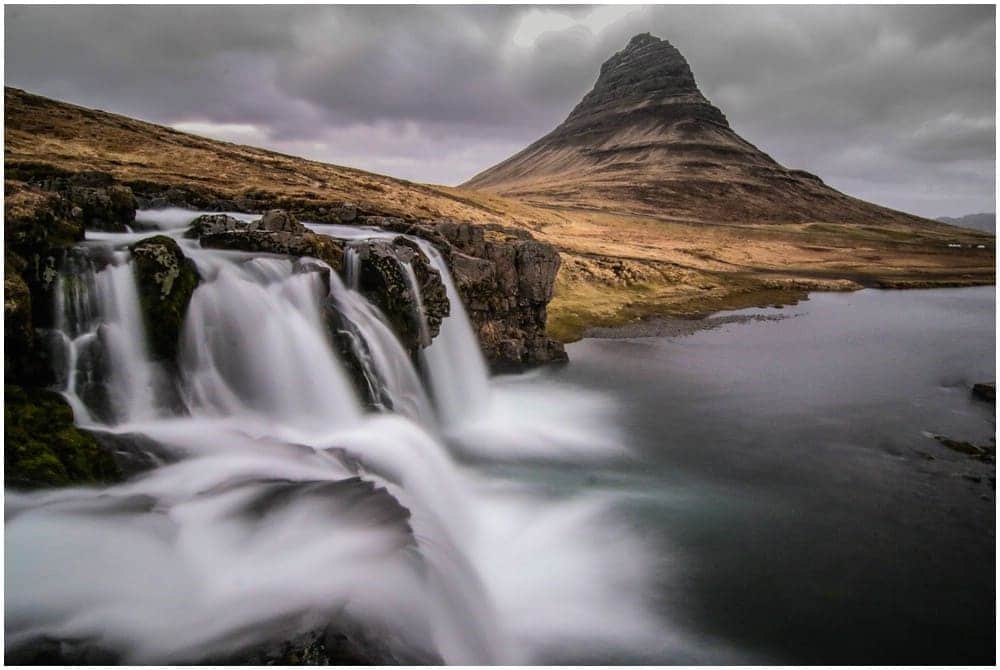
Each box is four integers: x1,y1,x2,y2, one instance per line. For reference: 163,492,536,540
972,382,995,403
129,235,201,361
255,209,307,234
4,384,121,489
192,209,345,272
87,430,181,478
64,184,137,232
200,230,344,273
184,213,247,238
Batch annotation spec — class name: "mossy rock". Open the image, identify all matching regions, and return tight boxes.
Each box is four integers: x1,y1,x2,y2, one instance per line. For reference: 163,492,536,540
129,235,201,361
5,385,120,489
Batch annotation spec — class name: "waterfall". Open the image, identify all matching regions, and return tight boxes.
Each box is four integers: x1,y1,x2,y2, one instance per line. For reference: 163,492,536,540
8,208,661,665
328,271,435,424
53,248,169,425
412,239,491,428
178,256,362,434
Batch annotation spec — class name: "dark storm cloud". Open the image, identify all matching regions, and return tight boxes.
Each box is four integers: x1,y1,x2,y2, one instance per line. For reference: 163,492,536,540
4,5,994,217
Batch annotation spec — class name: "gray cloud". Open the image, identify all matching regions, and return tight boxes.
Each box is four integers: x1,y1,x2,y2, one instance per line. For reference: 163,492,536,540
4,5,994,217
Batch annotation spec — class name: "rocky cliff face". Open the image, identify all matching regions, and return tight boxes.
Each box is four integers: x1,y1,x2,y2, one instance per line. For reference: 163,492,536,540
356,216,566,368
463,33,934,228
6,168,565,382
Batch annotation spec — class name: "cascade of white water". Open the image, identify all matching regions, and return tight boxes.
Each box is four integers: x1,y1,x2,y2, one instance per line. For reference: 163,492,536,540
178,256,362,434
343,245,362,290
53,248,166,426
329,272,435,424
411,239,491,428
9,209,661,666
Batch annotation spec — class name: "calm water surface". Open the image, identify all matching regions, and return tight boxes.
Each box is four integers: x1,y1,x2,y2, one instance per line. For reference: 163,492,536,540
468,287,995,664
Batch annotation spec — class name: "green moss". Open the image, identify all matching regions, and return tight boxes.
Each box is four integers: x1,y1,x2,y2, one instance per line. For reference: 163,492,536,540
5,385,120,489
130,235,201,361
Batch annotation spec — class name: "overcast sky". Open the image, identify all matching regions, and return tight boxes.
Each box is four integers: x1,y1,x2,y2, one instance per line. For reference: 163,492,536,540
5,5,995,218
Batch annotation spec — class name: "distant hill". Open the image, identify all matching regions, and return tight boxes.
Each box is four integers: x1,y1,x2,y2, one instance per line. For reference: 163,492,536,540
937,213,995,234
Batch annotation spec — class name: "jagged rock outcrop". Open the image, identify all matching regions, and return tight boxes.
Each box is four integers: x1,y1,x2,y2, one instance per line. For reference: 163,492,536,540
193,209,345,272
355,216,565,367
29,171,137,232
463,33,936,228
129,235,201,361
351,237,449,353
434,221,566,367
4,180,88,386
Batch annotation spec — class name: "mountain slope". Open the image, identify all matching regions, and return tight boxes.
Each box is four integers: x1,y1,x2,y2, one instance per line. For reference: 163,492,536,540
3,87,538,228
937,213,995,234
464,33,931,228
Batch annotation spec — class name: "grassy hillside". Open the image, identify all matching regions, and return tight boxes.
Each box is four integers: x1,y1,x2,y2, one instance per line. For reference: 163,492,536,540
5,87,994,341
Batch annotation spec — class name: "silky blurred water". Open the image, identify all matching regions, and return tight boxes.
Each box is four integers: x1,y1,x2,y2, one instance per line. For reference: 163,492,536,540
475,286,995,664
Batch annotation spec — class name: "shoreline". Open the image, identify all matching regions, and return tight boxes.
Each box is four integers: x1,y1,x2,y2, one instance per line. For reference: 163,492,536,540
577,282,995,341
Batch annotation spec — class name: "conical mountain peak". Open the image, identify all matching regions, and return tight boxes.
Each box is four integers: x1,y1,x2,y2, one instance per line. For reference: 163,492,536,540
463,34,929,229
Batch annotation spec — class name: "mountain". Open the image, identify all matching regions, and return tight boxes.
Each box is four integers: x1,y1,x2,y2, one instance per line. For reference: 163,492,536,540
937,213,995,234
464,33,927,227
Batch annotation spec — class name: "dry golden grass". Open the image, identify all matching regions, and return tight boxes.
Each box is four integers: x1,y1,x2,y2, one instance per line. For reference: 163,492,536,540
5,87,994,342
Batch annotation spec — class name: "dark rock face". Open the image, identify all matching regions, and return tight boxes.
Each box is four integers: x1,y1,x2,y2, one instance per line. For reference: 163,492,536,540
353,216,565,368
129,235,201,361
4,180,87,385
562,32,728,133
353,237,449,353
433,221,567,368
87,430,181,478
193,209,345,272
184,213,247,238
4,384,121,489
32,172,137,232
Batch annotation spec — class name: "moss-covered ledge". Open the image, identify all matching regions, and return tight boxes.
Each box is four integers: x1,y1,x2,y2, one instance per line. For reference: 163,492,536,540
5,385,120,489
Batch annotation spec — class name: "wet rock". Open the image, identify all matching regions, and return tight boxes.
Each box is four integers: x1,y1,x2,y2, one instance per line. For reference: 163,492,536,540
351,215,566,367
27,172,137,232
191,209,344,271
4,180,88,387
65,184,137,232
335,202,358,223
223,620,443,666
433,220,567,369
972,382,995,403
201,230,344,272
929,433,996,463
4,270,39,385
353,237,449,352
129,235,201,361
256,209,306,234
87,430,180,478
4,384,121,489
184,213,246,238
516,240,560,304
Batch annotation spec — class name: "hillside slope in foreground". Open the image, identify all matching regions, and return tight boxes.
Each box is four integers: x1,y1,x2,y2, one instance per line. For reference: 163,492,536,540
5,86,994,341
